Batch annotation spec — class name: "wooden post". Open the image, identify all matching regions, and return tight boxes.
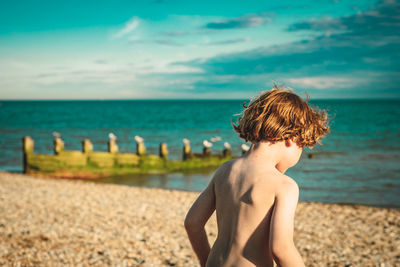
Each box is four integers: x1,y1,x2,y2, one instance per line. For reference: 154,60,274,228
22,136,34,173
108,140,118,154
54,137,64,155
203,140,212,157
203,147,211,157
159,142,168,160
223,142,231,158
135,136,146,156
182,138,192,160
137,142,146,156
108,133,118,154
82,139,93,153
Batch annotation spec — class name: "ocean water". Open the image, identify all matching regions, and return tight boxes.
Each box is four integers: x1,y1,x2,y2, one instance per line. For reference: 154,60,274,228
0,99,399,208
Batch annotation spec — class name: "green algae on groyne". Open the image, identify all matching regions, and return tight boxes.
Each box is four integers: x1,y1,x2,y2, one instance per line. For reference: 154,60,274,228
22,136,236,179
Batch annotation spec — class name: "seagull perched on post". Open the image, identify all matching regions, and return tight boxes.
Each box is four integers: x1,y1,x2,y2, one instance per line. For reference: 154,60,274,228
109,133,117,141
241,144,250,152
53,131,61,138
224,142,231,149
203,140,213,148
134,135,144,143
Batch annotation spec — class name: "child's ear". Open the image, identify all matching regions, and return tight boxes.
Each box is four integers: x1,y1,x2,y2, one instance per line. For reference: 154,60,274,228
284,138,292,147
284,137,298,147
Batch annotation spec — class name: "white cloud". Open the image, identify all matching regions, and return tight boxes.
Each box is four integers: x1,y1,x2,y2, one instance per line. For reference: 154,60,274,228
147,64,203,74
112,16,140,39
205,13,273,29
285,77,359,89
0,56,206,100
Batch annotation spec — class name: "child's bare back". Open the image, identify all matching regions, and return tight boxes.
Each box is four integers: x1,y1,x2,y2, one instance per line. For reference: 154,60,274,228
184,85,329,267
208,157,281,266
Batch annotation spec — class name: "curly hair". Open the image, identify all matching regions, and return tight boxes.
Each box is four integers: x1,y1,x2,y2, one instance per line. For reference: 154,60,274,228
232,85,330,148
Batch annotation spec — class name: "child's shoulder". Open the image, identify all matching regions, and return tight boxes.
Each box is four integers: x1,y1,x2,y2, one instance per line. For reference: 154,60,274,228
211,158,243,183
280,174,299,188
275,174,300,199
215,158,238,173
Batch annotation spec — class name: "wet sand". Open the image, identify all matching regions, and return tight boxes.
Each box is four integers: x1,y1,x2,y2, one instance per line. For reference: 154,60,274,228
0,171,398,266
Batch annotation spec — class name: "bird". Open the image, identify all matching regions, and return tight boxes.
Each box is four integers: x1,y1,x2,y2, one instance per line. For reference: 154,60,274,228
224,142,231,149
241,144,250,152
203,140,213,148
53,131,61,138
183,138,190,145
109,133,117,141
210,136,222,142
134,135,144,143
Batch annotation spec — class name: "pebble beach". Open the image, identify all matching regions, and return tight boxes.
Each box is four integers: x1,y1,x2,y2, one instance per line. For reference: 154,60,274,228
0,171,399,267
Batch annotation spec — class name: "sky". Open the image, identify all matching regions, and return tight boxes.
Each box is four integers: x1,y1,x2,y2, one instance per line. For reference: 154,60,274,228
0,0,399,99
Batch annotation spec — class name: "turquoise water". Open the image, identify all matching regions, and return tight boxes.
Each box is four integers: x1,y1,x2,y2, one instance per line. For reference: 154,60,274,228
0,99,399,208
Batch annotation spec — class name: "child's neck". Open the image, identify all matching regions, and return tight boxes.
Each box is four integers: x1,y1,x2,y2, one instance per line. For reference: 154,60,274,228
245,141,288,174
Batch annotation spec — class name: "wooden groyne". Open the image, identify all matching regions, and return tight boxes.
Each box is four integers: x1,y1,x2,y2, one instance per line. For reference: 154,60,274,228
22,134,248,179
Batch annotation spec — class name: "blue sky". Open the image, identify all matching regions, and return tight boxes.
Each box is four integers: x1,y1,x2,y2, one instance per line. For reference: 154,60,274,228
0,0,399,99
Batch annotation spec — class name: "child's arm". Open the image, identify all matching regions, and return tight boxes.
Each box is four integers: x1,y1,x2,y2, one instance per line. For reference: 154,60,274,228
269,178,305,267
184,176,216,267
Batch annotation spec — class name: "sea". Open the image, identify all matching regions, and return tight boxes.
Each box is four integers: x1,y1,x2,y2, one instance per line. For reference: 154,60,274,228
0,99,399,208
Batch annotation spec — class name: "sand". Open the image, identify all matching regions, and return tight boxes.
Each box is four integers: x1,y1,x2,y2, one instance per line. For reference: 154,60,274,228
0,171,398,266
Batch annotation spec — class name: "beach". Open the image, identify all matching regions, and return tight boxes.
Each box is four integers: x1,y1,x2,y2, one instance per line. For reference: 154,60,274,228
0,171,398,266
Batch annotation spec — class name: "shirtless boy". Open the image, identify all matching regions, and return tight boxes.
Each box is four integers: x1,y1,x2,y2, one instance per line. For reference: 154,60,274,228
184,85,330,267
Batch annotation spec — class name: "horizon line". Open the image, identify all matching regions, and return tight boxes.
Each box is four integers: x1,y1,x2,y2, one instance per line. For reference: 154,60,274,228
1,97,400,101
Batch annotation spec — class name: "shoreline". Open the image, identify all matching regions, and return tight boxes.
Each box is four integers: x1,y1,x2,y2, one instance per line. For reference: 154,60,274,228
6,169,399,210
0,171,399,266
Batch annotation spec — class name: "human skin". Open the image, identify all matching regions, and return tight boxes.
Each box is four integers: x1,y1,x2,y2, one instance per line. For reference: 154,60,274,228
184,138,305,267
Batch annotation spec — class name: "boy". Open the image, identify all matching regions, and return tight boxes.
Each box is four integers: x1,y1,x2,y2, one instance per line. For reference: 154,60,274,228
184,85,329,267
